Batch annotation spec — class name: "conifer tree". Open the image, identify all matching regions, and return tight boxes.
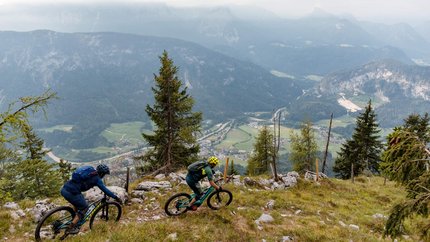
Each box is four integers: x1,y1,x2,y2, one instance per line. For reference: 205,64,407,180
0,90,56,144
58,159,75,183
2,125,61,199
333,100,383,178
381,113,430,238
247,126,274,175
139,51,202,174
0,90,60,200
289,120,318,173
229,160,238,175
20,125,48,160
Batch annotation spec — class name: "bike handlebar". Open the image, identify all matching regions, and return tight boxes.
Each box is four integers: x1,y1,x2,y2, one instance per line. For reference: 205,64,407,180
214,174,234,184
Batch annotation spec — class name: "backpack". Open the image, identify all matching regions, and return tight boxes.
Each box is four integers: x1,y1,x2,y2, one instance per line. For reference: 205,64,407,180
72,166,98,183
187,161,208,173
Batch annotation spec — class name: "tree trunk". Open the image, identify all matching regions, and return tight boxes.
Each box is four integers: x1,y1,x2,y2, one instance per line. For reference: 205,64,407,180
322,113,333,173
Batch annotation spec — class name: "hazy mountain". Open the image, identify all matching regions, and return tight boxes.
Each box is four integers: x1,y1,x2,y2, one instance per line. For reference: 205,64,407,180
0,30,307,129
360,21,430,61
415,21,430,51
0,3,418,75
314,60,430,127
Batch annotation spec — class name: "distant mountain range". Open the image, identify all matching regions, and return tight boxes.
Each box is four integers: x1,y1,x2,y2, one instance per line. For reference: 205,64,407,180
1,3,430,151
1,3,429,74
309,60,430,127
0,30,307,127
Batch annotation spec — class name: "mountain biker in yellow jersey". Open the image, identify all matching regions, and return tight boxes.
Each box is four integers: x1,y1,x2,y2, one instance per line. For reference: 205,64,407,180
186,156,222,210
60,164,122,234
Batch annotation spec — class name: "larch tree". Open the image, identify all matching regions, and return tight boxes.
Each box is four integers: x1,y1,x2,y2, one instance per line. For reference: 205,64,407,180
382,113,430,239
138,51,202,174
333,100,383,179
289,120,318,173
0,90,61,200
247,126,274,176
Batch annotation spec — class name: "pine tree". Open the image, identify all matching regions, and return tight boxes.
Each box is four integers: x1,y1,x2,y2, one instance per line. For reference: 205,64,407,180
380,113,430,238
289,120,318,173
332,139,359,179
58,159,75,183
0,91,59,200
247,126,274,175
333,100,383,178
20,125,48,160
138,51,202,174
2,125,61,199
229,160,238,175
0,143,19,172
403,113,430,142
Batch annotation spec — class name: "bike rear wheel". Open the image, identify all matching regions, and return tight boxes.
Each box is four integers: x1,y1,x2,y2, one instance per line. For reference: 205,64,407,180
207,190,233,210
89,202,122,230
34,206,75,242
164,193,191,216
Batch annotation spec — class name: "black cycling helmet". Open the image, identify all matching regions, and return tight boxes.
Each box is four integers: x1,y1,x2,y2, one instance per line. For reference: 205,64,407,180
96,164,110,177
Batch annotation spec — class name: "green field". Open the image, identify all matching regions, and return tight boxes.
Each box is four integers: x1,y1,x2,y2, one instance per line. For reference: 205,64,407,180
48,122,152,161
348,95,386,109
315,114,355,128
101,121,151,146
39,124,73,133
215,126,253,150
216,123,346,166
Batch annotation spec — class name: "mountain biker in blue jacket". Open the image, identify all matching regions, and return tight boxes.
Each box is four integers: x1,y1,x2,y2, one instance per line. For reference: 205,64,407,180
60,164,122,234
186,156,222,211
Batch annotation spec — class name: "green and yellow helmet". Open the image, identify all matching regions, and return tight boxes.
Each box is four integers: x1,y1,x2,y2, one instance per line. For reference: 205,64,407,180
207,156,220,167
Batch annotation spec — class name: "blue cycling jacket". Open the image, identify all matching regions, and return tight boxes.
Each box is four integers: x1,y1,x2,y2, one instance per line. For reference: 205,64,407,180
63,175,118,199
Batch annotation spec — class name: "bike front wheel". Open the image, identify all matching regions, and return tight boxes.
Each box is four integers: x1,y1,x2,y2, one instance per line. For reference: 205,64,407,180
207,190,233,210
164,193,191,216
89,202,122,230
34,206,75,242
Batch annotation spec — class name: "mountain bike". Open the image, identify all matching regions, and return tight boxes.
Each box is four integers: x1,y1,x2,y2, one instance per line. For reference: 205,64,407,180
35,194,122,241
164,176,233,216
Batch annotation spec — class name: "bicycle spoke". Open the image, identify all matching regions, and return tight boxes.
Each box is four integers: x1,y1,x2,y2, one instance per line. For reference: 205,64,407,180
35,206,75,242
89,202,122,230
207,190,233,210
164,193,191,216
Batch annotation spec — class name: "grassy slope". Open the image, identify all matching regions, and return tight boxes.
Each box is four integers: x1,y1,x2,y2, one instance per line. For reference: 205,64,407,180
1,176,422,242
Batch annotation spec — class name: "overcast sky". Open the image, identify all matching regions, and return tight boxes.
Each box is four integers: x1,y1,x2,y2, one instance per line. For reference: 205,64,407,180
0,0,429,24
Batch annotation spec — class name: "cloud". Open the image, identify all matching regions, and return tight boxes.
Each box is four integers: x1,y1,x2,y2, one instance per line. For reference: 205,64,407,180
0,0,429,23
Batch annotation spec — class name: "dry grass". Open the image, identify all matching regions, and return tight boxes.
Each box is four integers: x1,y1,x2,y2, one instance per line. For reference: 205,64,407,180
0,176,422,242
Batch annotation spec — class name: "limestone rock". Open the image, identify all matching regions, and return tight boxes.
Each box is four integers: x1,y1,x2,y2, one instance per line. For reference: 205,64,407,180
30,199,56,223
256,213,274,224
135,181,172,191
3,202,19,210
130,198,144,204
131,190,146,199
282,236,294,241
154,174,165,180
349,224,360,231
265,200,275,210
84,186,128,203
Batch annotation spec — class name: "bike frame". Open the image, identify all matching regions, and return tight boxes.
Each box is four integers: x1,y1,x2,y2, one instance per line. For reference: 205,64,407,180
77,196,106,226
192,186,215,206
190,174,234,206
56,195,107,230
